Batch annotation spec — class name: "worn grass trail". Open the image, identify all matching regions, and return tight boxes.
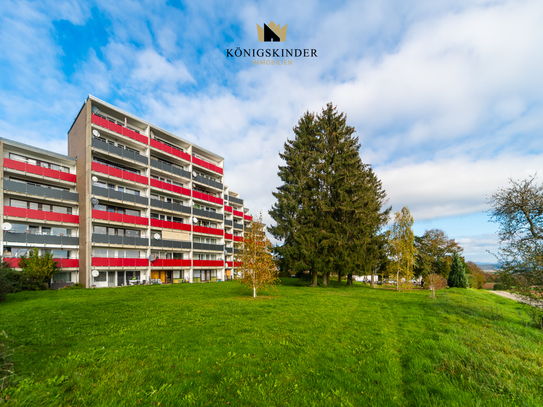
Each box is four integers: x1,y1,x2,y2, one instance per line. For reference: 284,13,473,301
1,279,542,406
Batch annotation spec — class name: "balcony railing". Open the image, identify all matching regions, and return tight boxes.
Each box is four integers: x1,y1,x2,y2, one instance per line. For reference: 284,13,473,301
233,223,243,230
192,260,224,267
150,139,192,162
193,225,224,236
5,258,79,268
150,219,191,231
91,257,149,267
150,158,192,179
150,239,191,250
4,179,79,202
191,156,223,175
244,215,252,221
4,206,79,224
192,190,223,205
91,234,149,246
234,236,243,242
92,210,149,226
92,162,149,185
150,259,192,267
150,179,191,197
233,210,244,217
192,175,223,191
193,243,224,251
193,207,223,221
226,261,242,268
227,195,244,205
225,233,233,240
91,114,149,145
3,158,76,183
92,138,148,164
224,206,233,213
3,231,79,246
92,186,148,205
150,199,191,215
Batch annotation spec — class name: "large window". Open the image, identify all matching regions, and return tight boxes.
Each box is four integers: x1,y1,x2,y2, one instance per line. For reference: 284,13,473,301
9,199,72,214
9,153,70,173
93,179,142,196
92,203,140,217
93,157,141,175
151,213,184,223
92,249,141,258
92,226,141,238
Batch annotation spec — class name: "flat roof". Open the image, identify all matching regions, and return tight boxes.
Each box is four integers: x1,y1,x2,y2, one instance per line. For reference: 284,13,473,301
0,136,75,162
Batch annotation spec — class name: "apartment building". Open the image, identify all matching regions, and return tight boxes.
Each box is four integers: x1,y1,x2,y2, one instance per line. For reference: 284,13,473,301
1,95,252,287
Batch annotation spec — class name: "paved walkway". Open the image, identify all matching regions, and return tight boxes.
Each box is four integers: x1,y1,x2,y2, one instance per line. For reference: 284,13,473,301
490,290,543,308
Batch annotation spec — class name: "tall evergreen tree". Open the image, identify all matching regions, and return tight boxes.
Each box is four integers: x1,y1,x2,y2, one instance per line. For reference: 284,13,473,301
269,103,390,286
447,251,469,288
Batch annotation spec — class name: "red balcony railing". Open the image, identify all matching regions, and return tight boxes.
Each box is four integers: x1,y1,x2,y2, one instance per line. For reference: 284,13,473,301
192,156,223,175
244,215,252,221
92,210,149,226
234,236,243,242
92,162,148,185
5,258,79,268
150,178,191,197
150,139,192,162
233,210,244,217
150,218,191,231
193,225,224,236
150,259,192,267
224,206,233,213
91,114,149,145
226,261,242,268
3,158,76,183
224,233,233,240
4,206,79,224
192,260,224,267
192,190,223,205
92,257,149,267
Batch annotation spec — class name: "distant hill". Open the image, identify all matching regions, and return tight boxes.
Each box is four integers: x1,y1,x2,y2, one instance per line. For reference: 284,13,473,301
475,263,500,271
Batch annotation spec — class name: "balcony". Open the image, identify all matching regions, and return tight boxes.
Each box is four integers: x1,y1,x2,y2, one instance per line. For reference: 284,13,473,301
150,259,192,267
4,179,79,202
233,223,243,230
150,179,191,197
150,139,191,162
192,190,223,205
224,219,232,227
91,114,149,145
3,231,79,246
5,258,79,268
244,215,252,221
234,236,243,242
227,195,244,206
224,206,233,213
150,199,191,215
150,219,191,231
4,206,79,224
91,257,149,267
193,225,224,237
91,234,149,246
150,239,191,250
192,175,223,191
225,247,232,253
191,156,223,175
226,261,242,268
3,158,76,183
233,210,244,218
92,210,149,226
150,158,192,179
193,207,223,221
192,260,224,267
92,162,148,185
193,243,224,251
225,233,233,240
92,138,148,164
92,186,148,206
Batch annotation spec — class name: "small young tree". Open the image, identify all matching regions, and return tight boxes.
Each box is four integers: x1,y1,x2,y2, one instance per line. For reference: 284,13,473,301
389,207,416,291
426,273,447,298
447,251,469,288
19,248,60,290
235,214,279,298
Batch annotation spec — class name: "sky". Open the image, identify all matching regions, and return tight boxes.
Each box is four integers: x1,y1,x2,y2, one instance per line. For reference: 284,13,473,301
1,0,543,263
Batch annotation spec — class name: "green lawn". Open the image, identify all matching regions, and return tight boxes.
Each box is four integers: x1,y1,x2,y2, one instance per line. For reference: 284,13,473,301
1,279,542,406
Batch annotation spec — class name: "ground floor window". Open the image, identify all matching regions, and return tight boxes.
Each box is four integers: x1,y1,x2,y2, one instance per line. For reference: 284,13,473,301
52,272,71,283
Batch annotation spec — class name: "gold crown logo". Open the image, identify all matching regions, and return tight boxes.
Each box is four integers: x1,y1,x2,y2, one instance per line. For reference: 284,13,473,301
257,21,287,42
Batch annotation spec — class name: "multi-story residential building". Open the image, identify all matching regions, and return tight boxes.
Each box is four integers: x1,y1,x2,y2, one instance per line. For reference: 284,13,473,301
1,95,252,288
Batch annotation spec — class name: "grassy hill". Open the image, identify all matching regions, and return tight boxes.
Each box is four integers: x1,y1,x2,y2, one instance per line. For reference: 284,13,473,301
1,279,542,406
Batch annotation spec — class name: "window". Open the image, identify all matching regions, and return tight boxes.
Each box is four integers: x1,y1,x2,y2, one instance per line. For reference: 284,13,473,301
93,226,107,234
125,250,139,258
94,272,107,282
42,249,70,259
53,272,71,283
93,248,108,257
10,199,71,214
9,153,70,172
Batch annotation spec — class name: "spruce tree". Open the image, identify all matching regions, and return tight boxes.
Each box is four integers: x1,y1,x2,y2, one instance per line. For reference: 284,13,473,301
447,251,469,288
269,103,390,286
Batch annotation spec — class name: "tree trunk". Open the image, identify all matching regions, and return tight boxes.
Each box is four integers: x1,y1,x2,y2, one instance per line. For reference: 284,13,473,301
347,273,353,286
323,272,330,286
311,270,318,287
338,273,343,283
253,285,257,298
371,271,375,288
432,286,435,299
396,269,399,291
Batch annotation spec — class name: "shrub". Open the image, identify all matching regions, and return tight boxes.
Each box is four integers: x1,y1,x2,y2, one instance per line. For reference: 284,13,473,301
60,283,85,290
493,283,507,291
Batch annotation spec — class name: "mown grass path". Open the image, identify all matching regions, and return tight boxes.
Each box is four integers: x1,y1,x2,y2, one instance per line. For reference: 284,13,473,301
1,280,542,406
